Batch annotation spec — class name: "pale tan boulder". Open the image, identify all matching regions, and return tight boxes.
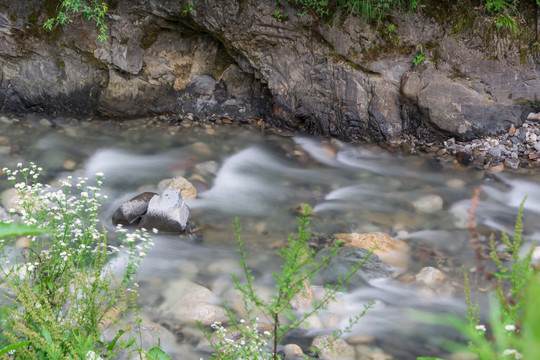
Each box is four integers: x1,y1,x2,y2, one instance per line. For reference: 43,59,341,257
158,176,197,200
334,232,410,268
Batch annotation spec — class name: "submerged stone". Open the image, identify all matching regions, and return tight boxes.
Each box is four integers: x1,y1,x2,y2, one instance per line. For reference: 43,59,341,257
314,247,391,288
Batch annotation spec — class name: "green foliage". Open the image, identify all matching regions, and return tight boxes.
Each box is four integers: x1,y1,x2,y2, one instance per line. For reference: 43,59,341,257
413,52,425,66
383,23,399,44
199,205,374,359
0,163,165,359
417,198,538,360
147,346,173,360
494,14,518,34
483,0,520,34
288,0,330,17
484,0,516,15
0,223,50,239
43,0,109,42
287,0,420,20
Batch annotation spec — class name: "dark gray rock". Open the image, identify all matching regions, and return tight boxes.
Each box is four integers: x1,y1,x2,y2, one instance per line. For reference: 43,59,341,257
112,192,158,226
138,190,189,233
314,246,391,289
487,146,501,160
504,157,520,170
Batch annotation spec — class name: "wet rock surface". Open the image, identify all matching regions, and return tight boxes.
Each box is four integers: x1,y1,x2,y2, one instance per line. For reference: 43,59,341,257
0,0,537,144
138,190,190,233
387,117,540,172
314,247,392,288
112,192,157,226
333,232,410,268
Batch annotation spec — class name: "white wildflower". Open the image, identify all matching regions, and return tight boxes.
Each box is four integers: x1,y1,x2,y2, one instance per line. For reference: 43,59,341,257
475,324,486,332
502,349,522,359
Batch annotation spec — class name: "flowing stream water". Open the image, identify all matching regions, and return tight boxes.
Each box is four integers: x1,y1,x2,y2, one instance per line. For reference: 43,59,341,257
2,113,540,359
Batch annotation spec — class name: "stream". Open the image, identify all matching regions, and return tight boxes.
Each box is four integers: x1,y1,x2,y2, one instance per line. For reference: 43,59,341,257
1,113,540,359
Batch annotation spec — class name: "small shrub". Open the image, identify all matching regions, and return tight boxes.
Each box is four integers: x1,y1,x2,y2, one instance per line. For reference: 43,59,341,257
0,163,162,359
43,0,109,42
418,198,538,360
199,205,374,359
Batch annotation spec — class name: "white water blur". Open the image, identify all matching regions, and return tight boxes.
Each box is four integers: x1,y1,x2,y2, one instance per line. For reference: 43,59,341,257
191,145,338,215
5,118,540,358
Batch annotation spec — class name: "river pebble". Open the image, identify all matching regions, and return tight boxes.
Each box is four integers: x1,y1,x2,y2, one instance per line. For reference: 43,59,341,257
312,335,356,360
290,280,315,309
194,160,219,177
284,343,304,359
415,266,446,287
1,188,20,212
159,279,227,326
191,141,213,157
356,345,393,360
412,195,444,213
389,114,540,171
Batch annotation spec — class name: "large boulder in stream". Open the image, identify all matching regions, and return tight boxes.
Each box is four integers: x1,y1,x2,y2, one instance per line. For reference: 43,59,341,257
138,190,190,233
112,192,157,226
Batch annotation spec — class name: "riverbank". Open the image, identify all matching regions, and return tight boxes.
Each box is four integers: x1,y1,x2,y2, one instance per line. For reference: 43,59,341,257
3,110,540,175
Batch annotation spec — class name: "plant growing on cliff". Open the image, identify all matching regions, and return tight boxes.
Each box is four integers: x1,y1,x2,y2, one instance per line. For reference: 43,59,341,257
44,0,109,42
199,205,374,359
413,51,425,66
0,163,164,359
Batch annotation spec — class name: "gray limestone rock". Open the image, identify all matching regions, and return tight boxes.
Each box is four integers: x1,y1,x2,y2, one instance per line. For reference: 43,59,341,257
138,190,189,233
0,0,538,141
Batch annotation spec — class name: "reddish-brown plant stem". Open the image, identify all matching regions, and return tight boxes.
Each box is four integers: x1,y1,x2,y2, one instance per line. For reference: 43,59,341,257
273,311,279,360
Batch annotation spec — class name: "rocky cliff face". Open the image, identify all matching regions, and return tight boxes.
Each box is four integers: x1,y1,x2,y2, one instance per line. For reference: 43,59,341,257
0,0,538,142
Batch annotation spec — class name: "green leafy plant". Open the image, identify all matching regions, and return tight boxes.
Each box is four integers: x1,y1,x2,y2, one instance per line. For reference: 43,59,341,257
413,52,425,66
199,205,374,359
383,23,399,44
417,198,538,360
494,14,518,34
0,163,163,359
43,0,109,42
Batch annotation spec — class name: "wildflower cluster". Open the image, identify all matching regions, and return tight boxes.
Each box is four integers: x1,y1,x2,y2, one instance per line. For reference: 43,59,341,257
2,163,108,271
0,163,157,359
206,320,273,360
115,224,156,290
